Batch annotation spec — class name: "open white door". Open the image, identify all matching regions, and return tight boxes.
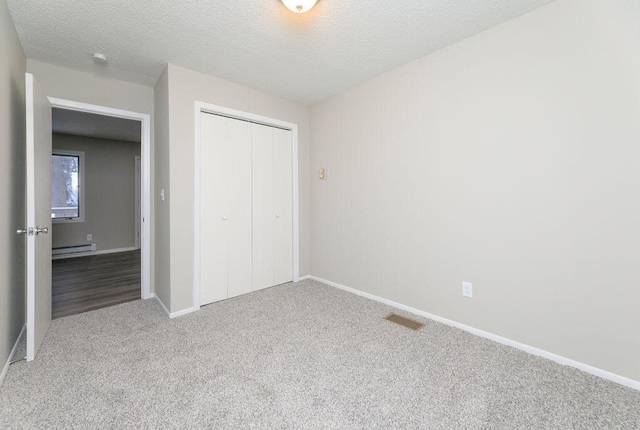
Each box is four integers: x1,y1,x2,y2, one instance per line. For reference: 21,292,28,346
24,73,52,361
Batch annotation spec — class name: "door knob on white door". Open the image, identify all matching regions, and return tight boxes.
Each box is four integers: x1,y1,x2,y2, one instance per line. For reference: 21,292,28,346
34,227,48,235
17,227,38,236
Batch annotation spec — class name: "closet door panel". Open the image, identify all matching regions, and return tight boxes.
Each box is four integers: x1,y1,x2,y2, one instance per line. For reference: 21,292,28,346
200,113,228,305
252,123,275,291
226,118,253,298
273,128,293,285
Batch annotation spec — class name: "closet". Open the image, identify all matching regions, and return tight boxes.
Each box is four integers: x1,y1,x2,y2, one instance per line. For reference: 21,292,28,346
199,112,293,306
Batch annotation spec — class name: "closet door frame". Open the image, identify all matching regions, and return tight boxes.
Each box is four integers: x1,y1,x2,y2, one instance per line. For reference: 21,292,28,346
193,101,300,312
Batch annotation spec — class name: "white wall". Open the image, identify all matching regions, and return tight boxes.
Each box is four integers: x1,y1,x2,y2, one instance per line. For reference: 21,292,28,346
27,60,156,293
0,0,27,372
309,0,640,382
52,133,141,251
163,64,310,312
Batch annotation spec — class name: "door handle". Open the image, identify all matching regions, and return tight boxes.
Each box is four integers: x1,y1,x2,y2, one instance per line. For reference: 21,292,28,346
17,228,30,235
34,227,49,235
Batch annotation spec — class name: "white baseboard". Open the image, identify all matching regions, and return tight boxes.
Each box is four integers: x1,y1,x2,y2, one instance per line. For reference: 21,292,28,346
52,246,138,260
155,295,198,319
309,276,640,392
1,324,26,387
297,275,312,281
169,306,198,319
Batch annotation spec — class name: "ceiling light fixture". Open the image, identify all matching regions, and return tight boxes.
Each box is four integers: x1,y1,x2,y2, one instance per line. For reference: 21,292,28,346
281,0,318,13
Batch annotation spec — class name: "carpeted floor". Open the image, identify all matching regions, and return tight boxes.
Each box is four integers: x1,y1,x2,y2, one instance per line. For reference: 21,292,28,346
1,279,639,429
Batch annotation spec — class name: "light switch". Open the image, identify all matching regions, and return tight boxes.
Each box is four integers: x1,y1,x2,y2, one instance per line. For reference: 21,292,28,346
319,168,326,180
462,281,473,298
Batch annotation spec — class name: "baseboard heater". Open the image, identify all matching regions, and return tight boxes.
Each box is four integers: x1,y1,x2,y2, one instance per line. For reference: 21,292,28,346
52,244,97,257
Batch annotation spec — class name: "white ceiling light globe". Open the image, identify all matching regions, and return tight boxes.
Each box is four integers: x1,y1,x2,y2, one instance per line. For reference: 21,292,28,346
281,0,318,13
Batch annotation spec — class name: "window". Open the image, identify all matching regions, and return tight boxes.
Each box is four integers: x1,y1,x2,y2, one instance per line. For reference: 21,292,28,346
51,150,85,223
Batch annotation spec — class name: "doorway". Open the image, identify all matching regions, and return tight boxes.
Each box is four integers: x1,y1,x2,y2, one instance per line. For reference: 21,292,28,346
48,99,152,315
50,107,144,318
23,75,152,361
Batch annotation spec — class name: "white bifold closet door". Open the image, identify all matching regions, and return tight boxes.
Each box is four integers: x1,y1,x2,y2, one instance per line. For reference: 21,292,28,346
200,113,293,306
252,123,293,290
200,114,253,304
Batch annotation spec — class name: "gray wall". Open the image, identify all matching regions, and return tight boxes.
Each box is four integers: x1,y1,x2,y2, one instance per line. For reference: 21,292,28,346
309,0,640,381
52,133,141,252
153,67,171,309
161,64,311,313
0,0,26,370
26,60,155,292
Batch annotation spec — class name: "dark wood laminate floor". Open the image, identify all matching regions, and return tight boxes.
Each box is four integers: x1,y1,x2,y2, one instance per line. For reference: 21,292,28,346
52,250,141,319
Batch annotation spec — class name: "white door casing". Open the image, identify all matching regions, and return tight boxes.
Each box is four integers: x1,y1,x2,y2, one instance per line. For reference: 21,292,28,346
25,73,52,361
135,156,141,250
48,98,152,300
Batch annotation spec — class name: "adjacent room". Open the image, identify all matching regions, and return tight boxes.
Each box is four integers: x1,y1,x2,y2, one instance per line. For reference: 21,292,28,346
0,0,638,428
51,108,142,318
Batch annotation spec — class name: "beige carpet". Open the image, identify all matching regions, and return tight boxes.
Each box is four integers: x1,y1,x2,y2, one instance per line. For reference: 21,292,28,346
1,279,638,429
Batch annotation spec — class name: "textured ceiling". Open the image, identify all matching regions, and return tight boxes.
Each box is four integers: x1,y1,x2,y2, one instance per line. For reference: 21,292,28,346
7,0,555,105
53,109,141,143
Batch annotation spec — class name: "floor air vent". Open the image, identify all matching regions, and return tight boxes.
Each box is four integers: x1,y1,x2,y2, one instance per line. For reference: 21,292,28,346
384,313,425,331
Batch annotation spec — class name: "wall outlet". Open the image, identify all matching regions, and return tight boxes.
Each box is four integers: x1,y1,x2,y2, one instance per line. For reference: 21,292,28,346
462,281,473,298
87,234,93,241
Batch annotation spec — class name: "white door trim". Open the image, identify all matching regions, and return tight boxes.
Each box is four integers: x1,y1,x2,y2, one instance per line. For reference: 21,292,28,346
48,97,153,300
193,101,300,312
134,155,142,250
